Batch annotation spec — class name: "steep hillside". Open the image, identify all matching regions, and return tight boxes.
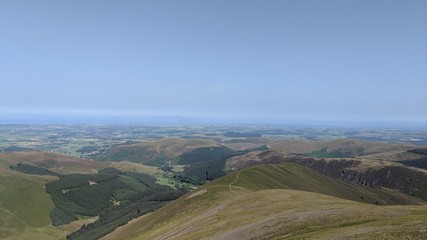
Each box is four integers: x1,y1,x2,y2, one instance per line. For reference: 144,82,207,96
99,138,218,165
103,164,426,240
227,149,427,201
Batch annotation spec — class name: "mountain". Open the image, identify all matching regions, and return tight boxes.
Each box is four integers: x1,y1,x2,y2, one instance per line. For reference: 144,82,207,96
103,163,426,240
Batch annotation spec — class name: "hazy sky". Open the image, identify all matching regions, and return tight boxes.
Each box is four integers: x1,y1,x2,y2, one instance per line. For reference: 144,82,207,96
1,0,426,123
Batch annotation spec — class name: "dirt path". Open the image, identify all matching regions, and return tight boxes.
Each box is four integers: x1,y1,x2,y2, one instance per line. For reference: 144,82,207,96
229,172,240,195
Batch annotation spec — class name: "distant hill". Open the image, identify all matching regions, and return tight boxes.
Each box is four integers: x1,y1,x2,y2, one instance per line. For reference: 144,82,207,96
0,150,106,174
270,139,414,157
226,148,427,201
221,137,272,151
99,138,219,165
104,163,426,240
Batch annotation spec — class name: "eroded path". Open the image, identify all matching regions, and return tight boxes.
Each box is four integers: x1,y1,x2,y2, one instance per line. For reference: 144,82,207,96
229,172,241,195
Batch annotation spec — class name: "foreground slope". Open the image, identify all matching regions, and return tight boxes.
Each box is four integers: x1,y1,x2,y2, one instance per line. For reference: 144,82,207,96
104,164,426,240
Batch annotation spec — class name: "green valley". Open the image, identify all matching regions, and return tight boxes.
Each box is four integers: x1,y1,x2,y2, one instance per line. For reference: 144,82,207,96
1,125,427,239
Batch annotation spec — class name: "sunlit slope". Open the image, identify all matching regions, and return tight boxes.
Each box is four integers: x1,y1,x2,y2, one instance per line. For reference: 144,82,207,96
0,167,66,239
105,164,426,240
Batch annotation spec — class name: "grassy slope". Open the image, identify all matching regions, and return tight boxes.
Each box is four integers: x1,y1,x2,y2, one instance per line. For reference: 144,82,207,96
0,167,66,240
104,163,426,240
0,151,108,239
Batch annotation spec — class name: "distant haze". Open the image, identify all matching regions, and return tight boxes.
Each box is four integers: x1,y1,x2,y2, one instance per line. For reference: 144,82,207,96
1,0,426,124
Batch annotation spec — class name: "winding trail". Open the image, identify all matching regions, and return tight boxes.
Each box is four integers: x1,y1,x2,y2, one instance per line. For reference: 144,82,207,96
229,172,241,196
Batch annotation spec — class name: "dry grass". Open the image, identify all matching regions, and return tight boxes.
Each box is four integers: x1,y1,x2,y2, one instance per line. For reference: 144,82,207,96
105,164,427,240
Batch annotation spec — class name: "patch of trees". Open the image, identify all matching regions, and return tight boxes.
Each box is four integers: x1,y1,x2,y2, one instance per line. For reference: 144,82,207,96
46,173,121,221
124,172,157,186
50,207,77,226
400,158,427,169
76,146,98,154
304,148,361,158
408,149,427,156
0,146,32,152
179,146,234,165
181,158,228,183
177,145,269,184
10,163,59,176
45,167,185,240
98,148,171,167
66,185,185,240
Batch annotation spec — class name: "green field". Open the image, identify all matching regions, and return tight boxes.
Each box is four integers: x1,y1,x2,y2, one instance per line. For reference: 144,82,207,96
0,171,67,240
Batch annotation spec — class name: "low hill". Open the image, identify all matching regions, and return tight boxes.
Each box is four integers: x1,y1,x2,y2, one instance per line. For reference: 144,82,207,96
99,138,219,165
270,139,414,157
0,150,106,174
103,164,426,240
221,137,272,151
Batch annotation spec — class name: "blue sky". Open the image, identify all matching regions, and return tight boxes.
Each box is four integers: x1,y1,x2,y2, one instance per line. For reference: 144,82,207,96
1,0,426,123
